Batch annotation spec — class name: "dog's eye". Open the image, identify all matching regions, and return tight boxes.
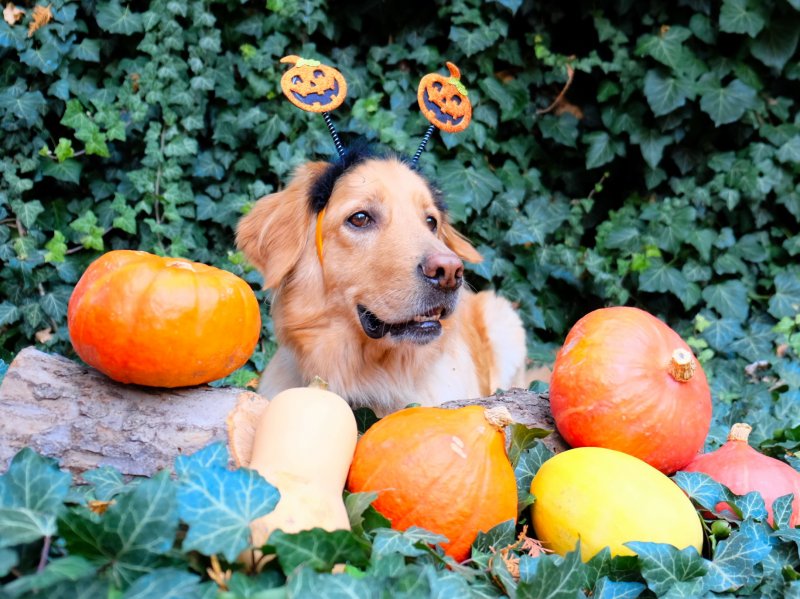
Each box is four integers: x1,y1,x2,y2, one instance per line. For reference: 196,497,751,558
347,211,372,228
426,216,438,232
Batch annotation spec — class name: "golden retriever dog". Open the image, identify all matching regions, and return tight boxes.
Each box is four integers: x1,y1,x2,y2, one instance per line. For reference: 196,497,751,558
237,147,527,416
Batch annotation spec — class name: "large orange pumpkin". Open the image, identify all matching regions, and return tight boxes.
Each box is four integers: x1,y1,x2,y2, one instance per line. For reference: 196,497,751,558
346,405,517,562
68,250,261,387
549,306,712,474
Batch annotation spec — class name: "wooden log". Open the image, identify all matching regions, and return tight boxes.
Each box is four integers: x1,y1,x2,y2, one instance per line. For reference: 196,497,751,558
0,347,257,476
0,347,564,476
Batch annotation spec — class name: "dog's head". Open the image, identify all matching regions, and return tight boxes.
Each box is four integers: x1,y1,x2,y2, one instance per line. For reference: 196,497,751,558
236,147,482,345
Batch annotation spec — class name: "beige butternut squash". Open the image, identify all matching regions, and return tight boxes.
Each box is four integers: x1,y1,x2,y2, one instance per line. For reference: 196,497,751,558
228,379,357,566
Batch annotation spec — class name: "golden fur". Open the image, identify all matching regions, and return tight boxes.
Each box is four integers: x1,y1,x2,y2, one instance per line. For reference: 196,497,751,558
237,157,527,415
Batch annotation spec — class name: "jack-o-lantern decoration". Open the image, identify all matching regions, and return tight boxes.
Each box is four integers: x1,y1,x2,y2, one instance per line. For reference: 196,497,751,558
280,55,347,113
417,62,472,133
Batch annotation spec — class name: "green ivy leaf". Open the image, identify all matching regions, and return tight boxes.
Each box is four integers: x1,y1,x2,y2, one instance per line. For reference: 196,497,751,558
449,24,502,57
437,162,503,221
637,130,671,168
538,114,579,148
111,194,137,234
54,138,75,162
69,39,101,62
585,131,624,169
371,527,449,558
701,317,745,351
0,548,17,577
3,556,99,598
514,441,553,512
625,543,707,595
719,0,767,37
121,568,214,599
772,494,795,530
769,271,800,319
287,566,379,597
702,280,750,321
751,20,800,70
0,84,46,127
270,528,371,573
699,79,758,126
636,26,693,71
777,136,800,164
58,471,179,588
672,471,728,513
82,466,132,501
10,199,45,229
19,43,62,75
517,546,587,595
472,519,516,554
44,230,67,264
69,210,105,251
0,303,21,327
703,525,772,592
42,159,82,184
61,100,110,158
0,448,71,514
731,491,768,521
507,423,553,467
175,443,280,561
0,508,57,548
96,1,144,35
592,576,646,598
638,259,688,295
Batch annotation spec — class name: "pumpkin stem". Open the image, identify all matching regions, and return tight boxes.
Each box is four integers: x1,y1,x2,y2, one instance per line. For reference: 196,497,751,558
308,376,329,391
728,422,752,443
484,406,515,430
165,260,195,271
668,348,696,382
446,61,461,80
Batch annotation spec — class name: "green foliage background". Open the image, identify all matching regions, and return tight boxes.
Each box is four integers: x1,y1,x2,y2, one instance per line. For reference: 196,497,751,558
2,0,800,594
4,0,800,448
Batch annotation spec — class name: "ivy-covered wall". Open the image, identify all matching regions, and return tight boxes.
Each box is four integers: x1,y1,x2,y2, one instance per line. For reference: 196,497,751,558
1,0,799,449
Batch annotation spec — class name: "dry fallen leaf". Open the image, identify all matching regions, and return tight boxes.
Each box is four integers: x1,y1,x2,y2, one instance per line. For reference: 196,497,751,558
27,3,53,38
3,2,25,25
206,555,232,591
35,327,54,344
87,500,114,515
489,526,552,583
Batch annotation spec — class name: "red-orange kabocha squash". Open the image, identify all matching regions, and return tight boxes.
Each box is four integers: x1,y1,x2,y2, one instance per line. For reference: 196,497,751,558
68,250,261,387
683,423,800,526
549,306,712,474
346,405,518,562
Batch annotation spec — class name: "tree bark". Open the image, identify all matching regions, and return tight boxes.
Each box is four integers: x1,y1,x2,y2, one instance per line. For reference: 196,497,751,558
0,347,564,476
0,347,258,476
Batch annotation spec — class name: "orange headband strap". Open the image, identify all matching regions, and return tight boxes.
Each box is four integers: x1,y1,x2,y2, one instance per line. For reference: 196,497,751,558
315,208,326,265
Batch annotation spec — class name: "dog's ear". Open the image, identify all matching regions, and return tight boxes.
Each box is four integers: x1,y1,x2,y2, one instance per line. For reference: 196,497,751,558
441,221,483,263
236,162,328,289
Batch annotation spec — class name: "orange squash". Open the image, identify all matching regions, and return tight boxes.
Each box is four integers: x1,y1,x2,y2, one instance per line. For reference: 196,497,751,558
549,306,712,474
346,405,517,562
683,423,800,526
68,250,261,387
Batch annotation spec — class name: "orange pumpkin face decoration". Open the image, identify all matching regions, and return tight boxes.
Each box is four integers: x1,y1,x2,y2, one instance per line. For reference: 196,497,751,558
280,55,347,113
417,62,472,133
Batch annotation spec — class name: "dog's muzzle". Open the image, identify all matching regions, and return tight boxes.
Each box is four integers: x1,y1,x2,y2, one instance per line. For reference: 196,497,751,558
357,303,453,344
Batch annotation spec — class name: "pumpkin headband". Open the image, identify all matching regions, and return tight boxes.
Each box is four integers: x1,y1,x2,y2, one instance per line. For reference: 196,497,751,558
279,56,473,263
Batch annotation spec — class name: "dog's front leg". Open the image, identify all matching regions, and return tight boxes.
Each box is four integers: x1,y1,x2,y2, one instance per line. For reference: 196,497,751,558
258,346,305,399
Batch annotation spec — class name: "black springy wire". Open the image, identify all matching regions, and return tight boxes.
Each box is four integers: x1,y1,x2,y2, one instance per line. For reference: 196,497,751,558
411,124,436,166
322,112,346,159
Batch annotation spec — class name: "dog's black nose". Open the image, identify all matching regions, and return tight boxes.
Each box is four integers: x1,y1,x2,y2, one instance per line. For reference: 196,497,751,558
420,252,464,290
